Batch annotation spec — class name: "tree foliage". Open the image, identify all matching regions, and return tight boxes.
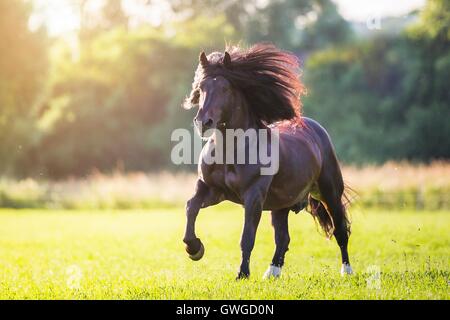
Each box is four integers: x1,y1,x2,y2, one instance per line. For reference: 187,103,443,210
0,0,47,174
304,0,450,163
0,0,448,177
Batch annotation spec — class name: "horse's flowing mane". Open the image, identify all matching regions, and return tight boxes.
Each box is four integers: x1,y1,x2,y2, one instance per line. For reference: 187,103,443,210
184,43,305,125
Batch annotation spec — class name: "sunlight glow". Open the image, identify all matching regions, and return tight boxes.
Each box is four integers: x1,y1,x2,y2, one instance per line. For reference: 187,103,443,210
30,0,428,38
333,0,426,21
30,0,172,37
30,0,81,36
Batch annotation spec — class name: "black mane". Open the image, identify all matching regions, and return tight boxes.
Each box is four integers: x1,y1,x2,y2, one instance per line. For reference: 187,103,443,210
184,43,305,124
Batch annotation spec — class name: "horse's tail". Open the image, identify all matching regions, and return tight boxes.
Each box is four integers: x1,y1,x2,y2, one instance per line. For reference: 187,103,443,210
307,184,353,239
341,183,353,236
307,196,334,238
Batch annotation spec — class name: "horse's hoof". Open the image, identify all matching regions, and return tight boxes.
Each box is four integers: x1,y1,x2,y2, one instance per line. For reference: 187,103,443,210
263,265,282,279
188,242,205,261
184,238,204,261
341,263,353,276
236,271,249,280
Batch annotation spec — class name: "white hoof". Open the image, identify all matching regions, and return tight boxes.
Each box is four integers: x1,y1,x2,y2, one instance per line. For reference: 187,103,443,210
263,265,282,279
341,263,353,276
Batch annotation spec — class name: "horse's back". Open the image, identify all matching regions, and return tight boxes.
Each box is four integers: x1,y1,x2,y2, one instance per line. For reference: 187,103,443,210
287,117,340,170
301,117,336,158
264,118,324,209
264,117,341,210
277,117,333,172
301,117,345,195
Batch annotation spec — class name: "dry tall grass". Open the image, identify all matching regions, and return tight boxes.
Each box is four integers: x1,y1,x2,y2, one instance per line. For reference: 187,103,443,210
0,162,448,210
343,161,449,191
343,161,450,209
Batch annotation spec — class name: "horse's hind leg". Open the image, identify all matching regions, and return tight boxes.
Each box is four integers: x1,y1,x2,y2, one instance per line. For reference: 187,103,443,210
263,208,290,279
317,165,353,275
330,199,352,275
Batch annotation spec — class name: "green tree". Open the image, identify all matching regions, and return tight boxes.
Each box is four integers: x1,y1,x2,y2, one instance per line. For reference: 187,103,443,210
0,0,48,175
304,0,450,163
402,0,450,160
169,0,352,53
33,15,235,177
245,0,352,52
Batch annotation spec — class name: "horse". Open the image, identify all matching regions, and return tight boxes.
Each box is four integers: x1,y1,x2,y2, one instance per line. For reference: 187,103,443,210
182,43,352,279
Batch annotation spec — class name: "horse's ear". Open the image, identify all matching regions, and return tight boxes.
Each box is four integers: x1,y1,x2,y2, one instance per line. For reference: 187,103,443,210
223,51,232,68
199,52,208,67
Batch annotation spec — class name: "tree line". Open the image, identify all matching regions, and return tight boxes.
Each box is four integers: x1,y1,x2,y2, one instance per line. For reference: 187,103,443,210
0,0,448,178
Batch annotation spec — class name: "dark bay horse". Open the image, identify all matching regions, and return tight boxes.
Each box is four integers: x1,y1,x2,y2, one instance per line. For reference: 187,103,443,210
182,43,352,279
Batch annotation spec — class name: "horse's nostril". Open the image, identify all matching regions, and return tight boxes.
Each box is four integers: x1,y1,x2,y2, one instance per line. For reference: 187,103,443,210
204,119,213,127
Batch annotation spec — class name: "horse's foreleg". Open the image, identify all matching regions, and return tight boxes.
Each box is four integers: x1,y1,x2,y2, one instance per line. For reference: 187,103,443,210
263,208,290,279
237,189,265,279
183,179,221,261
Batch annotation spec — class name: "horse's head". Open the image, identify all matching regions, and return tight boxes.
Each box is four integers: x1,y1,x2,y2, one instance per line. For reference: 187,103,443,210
183,44,305,136
186,51,235,136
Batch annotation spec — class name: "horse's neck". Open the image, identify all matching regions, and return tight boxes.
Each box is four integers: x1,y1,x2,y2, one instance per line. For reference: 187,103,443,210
212,94,266,161
227,92,260,131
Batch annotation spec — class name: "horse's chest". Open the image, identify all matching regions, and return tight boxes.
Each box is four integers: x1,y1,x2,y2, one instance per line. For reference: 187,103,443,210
203,164,241,195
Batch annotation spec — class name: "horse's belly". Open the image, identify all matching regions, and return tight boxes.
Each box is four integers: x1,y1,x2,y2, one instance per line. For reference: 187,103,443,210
263,182,312,210
262,134,322,211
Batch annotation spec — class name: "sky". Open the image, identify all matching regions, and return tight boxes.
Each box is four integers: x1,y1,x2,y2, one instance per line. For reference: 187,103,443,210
29,0,427,37
334,0,426,22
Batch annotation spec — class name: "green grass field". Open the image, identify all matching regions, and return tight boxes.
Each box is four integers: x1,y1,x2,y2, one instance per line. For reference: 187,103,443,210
0,204,448,299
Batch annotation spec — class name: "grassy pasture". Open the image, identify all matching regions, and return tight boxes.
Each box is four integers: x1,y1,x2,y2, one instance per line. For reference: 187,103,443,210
0,204,448,299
